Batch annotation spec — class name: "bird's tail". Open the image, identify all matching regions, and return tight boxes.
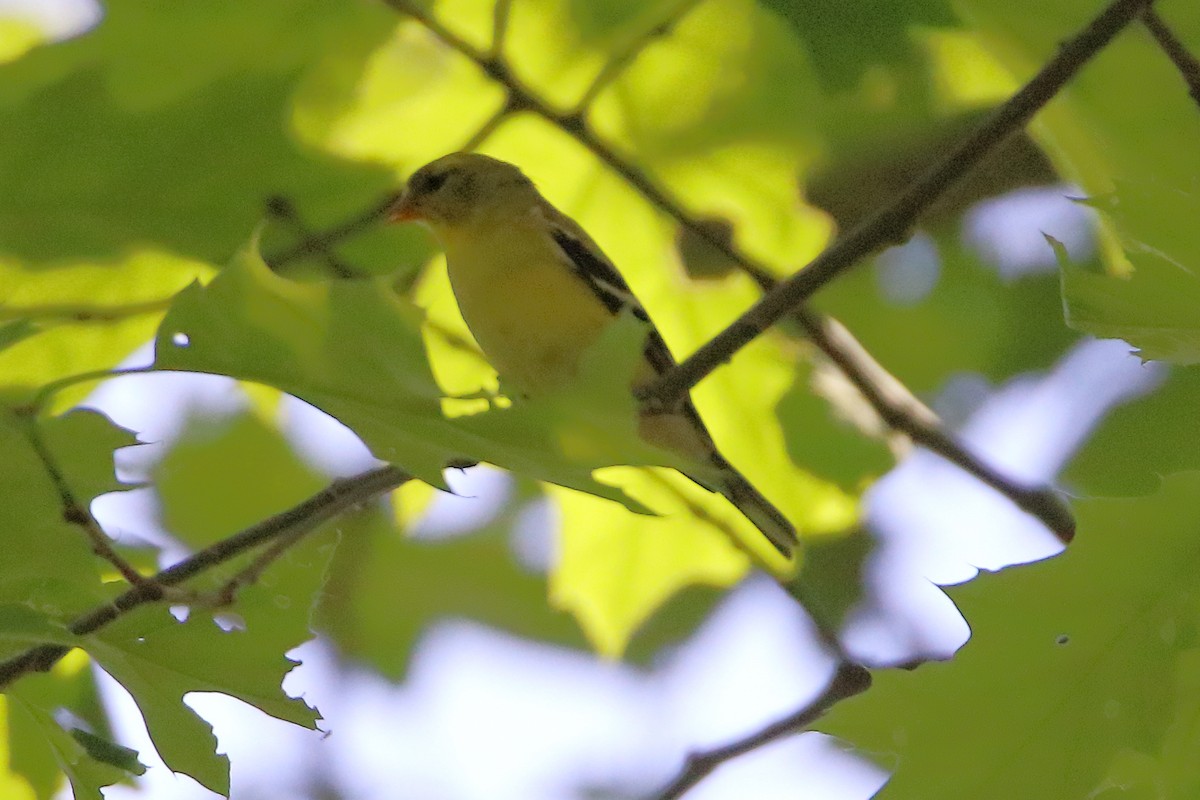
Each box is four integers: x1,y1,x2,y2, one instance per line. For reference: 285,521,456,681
698,455,797,558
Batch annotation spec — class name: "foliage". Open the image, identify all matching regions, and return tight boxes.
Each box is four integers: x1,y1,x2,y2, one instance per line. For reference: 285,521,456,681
0,0,1196,797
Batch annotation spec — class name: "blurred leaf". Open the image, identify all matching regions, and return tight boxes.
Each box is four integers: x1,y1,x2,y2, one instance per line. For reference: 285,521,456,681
790,525,873,633
777,360,895,491
817,235,1077,394
0,17,43,65
822,472,1200,797
0,320,36,354
0,698,37,800
1059,184,1200,364
0,0,399,267
318,503,589,679
548,471,751,657
757,0,957,91
154,412,326,548
0,0,427,408
1064,366,1200,497
0,253,210,410
5,651,131,800
954,0,1200,281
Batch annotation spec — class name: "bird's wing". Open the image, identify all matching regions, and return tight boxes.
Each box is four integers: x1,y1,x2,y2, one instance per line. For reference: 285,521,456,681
536,202,677,378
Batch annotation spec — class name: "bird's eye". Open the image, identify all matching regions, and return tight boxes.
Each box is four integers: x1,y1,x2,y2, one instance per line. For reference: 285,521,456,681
423,172,447,192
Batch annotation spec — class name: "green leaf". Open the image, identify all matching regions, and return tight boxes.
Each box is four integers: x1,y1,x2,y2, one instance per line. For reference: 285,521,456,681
0,320,36,353
318,504,589,679
154,411,327,548
776,360,894,492
1064,367,1200,497
758,0,957,90
0,0,399,267
1059,185,1200,364
6,655,135,800
955,0,1200,304
85,410,343,793
790,525,874,634
154,239,687,508
5,695,132,800
0,408,138,619
67,729,144,777
818,234,1078,395
83,599,321,795
822,472,1200,797
154,240,453,484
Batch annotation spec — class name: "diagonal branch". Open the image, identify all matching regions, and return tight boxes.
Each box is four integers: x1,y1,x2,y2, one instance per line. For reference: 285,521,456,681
380,0,1075,542
641,0,1156,407
0,464,411,690
1141,6,1200,109
648,661,873,800
794,312,1075,543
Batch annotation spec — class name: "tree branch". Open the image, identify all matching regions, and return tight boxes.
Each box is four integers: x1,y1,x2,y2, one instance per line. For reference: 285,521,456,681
1141,6,1200,109
0,298,173,323
0,465,411,690
265,195,361,278
794,311,1075,543
640,0,1156,407
647,661,873,800
268,192,403,269
379,0,1076,542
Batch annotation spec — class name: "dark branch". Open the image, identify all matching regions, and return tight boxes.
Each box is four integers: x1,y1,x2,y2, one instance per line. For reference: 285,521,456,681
793,311,1074,544
268,192,402,269
264,195,361,278
1141,7,1200,109
0,465,411,690
641,0,1157,407
648,662,872,800
373,0,1079,542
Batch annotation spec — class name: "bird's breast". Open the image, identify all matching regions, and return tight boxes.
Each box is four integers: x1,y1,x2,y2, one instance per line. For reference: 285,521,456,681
444,223,614,397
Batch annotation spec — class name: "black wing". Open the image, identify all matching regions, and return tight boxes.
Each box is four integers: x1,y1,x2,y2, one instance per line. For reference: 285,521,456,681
544,214,678,378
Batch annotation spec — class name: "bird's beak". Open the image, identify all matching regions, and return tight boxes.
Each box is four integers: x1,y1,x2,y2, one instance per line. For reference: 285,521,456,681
388,193,422,223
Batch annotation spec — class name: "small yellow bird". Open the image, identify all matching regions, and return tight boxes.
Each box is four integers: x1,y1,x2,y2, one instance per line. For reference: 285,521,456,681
390,153,797,557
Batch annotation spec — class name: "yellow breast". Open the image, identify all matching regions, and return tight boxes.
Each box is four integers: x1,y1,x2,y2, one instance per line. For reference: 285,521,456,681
441,216,614,397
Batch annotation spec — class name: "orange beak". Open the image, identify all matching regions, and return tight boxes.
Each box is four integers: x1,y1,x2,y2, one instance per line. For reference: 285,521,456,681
388,193,422,223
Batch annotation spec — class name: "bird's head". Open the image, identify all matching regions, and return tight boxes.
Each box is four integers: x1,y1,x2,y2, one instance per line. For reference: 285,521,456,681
389,153,538,229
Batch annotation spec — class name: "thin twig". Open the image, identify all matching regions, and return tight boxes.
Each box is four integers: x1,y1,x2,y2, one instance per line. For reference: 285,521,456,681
794,312,1075,543
268,192,402,269
0,298,173,323
264,196,361,278
380,0,1075,541
17,414,161,592
648,661,872,800
489,0,514,58
1141,7,1200,108
209,524,313,607
640,0,1156,408
0,465,411,690
571,0,704,112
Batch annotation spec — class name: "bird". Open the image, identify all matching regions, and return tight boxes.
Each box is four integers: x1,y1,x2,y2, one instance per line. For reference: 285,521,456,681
389,152,797,557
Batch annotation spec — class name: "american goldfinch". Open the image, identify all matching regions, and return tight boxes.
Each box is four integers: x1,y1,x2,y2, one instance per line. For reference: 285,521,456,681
390,153,797,557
